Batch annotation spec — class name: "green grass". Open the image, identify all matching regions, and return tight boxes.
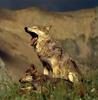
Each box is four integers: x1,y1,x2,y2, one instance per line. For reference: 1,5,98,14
0,73,98,100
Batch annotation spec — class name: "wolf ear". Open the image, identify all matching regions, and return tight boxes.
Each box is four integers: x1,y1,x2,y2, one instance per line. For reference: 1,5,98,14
45,25,52,32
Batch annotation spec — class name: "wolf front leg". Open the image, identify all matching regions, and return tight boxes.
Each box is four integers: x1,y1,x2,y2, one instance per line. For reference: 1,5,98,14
42,60,53,76
43,67,49,75
38,56,53,76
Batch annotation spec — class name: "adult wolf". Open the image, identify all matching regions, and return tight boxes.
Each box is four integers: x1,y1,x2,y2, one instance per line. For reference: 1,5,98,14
24,25,83,83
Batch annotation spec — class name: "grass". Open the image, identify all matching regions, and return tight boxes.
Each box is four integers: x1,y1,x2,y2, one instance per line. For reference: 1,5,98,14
0,72,98,100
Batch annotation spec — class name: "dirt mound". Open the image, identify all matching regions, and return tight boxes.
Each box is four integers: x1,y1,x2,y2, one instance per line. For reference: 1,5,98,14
0,7,98,81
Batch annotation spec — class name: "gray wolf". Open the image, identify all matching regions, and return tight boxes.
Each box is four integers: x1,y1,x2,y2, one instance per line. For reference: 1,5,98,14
24,25,83,83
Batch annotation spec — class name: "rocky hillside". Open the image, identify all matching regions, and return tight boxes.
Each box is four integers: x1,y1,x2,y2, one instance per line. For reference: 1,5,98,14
0,7,98,82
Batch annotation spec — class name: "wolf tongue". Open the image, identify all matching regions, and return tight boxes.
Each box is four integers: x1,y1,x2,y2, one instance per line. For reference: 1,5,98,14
31,38,37,45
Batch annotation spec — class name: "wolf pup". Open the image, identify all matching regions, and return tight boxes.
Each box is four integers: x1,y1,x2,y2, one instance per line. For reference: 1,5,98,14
24,25,83,83
19,64,73,94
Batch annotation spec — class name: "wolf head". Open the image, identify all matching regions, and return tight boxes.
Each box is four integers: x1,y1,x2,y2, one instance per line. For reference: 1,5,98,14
24,25,51,47
19,64,37,83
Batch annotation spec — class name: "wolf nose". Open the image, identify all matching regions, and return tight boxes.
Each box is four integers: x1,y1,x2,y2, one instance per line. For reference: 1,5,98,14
19,79,22,83
24,27,29,33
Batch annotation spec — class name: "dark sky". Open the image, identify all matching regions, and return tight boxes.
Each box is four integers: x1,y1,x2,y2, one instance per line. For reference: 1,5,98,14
0,0,98,11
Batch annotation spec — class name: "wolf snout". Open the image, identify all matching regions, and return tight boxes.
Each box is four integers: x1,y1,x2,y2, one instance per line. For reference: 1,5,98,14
19,78,28,83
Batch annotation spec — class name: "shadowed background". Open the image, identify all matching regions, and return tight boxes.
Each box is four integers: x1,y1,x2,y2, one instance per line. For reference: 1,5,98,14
0,0,98,11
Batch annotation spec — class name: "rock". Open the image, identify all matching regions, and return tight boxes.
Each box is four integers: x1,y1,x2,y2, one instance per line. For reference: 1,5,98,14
61,39,79,57
0,57,13,93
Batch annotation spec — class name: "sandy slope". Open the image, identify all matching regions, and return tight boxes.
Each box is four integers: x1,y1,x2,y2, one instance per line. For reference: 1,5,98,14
0,7,98,82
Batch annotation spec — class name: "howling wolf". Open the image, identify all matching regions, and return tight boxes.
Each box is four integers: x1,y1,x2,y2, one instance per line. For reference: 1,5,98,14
24,25,83,83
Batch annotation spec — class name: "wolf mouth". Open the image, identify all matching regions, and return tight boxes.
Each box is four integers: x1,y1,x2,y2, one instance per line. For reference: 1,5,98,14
24,27,38,46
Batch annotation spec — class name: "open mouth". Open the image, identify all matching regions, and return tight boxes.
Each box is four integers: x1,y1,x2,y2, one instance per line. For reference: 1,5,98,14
30,37,38,46
24,27,38,46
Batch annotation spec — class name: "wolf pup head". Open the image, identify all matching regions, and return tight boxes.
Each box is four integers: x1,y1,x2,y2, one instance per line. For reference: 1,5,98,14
24,25,51,47
19,64,37,83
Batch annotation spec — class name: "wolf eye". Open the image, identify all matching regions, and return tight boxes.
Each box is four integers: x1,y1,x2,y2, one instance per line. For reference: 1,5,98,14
33,26,38,29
